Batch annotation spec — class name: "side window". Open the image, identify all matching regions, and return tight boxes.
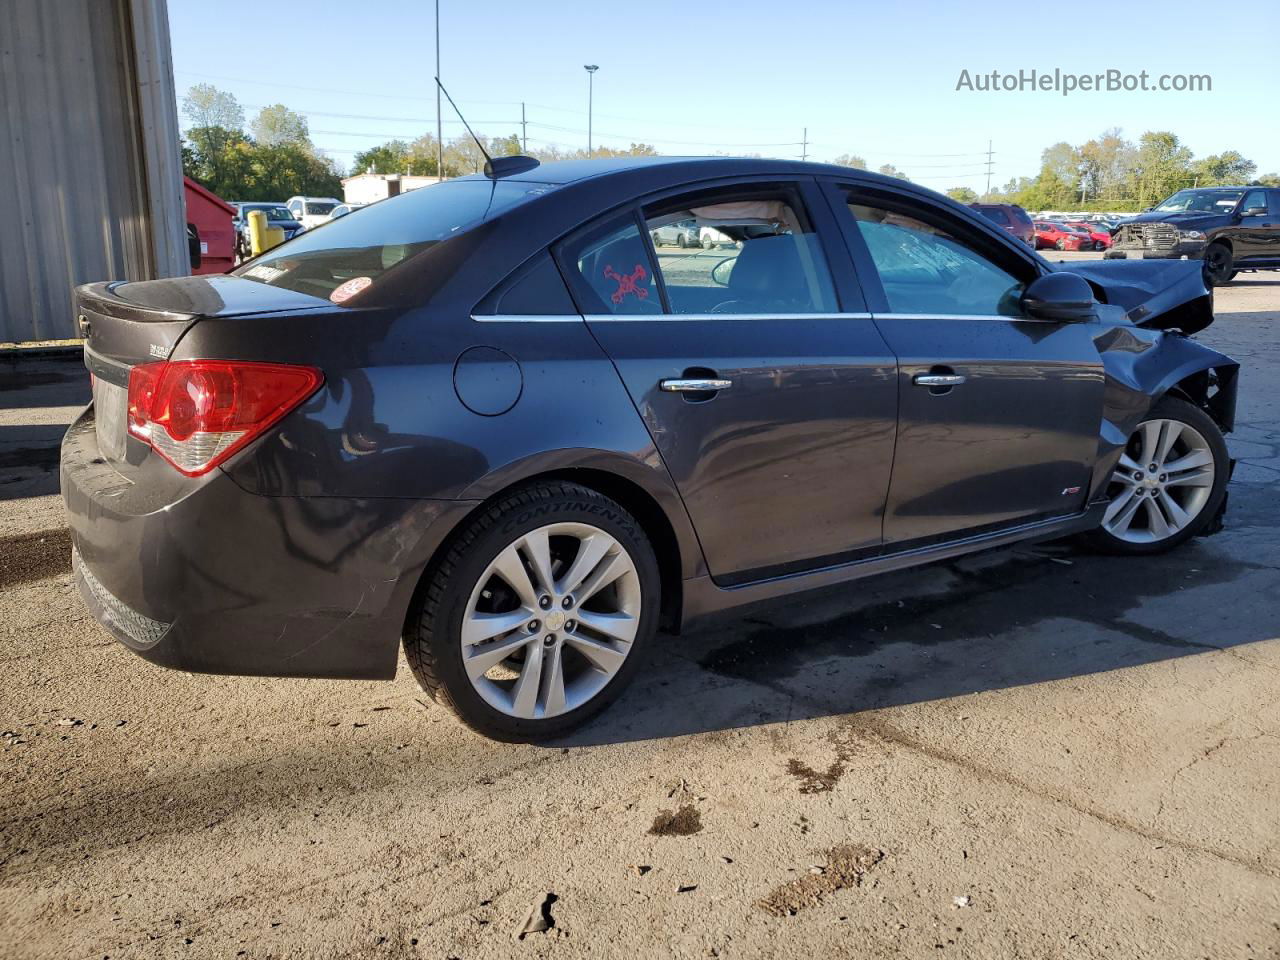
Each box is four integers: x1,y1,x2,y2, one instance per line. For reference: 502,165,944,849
642,187,837,316
848,197,1026,317
1240,190,1267,214
1271,192,1280,218
474,252,577,316
562,216,660,316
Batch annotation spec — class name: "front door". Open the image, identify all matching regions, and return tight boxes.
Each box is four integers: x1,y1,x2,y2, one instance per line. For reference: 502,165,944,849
1235,189,1280,264
558,181,898,584
827,183,1106,545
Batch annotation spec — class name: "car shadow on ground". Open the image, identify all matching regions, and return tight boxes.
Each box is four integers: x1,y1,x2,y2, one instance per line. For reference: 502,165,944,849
561,498,1276,747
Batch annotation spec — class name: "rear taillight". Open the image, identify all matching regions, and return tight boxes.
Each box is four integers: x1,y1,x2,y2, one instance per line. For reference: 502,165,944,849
127,360,322,476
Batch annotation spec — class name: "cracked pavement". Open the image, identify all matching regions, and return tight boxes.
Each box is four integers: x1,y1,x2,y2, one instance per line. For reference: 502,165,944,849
1,271,1278,959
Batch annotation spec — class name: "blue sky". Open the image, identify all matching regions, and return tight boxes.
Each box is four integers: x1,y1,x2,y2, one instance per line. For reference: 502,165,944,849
167,0,1278,185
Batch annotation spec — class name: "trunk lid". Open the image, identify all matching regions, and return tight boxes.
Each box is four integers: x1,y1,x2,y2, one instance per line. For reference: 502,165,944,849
77,275,329,470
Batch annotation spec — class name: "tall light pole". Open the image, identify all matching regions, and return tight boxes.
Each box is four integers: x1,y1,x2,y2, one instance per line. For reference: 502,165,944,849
583,64,599,155
435,0,443,180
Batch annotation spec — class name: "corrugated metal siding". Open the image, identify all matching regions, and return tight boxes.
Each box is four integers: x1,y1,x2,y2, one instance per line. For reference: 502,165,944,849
0,0,185,344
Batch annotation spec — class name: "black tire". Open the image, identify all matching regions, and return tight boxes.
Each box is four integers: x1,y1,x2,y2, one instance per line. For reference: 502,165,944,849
404,481,661,742
1094,240,1104,251
677,234,687,248
1055,239,1066,251
1083,396,1229,556
1203,242,1234,286
652,232,661,248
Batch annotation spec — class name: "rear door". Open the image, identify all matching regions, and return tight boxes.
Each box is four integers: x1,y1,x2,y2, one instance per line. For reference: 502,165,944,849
823,182,1106,546
559,179,898,585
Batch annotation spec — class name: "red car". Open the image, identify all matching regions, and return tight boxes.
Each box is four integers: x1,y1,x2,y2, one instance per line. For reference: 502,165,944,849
1033,220,1090,251
1065,221,1112,251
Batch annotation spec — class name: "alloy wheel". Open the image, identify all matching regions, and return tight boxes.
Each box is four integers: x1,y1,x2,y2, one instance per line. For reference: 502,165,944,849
1102,418,1216,544
460,522,642,720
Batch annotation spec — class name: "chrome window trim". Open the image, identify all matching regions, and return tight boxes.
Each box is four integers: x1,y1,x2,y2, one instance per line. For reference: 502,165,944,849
580,312,875,323
470,314,585,323
872,311,1068,324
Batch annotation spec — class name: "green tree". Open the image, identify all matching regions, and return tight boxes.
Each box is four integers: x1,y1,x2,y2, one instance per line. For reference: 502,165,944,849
1191,150,1257,186
1128,131,1194,208
877,164,907,180
352,140,412,175
832,153,867,169
251,104,311,148
1256,173,1280,187
946,186,978,203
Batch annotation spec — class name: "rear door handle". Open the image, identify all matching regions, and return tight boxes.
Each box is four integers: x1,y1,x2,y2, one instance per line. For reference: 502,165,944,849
913,374,966,387
660,378,733,392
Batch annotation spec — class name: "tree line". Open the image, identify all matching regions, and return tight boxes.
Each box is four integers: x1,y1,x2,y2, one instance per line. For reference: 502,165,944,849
180,86,1277,214
943,129,1277,211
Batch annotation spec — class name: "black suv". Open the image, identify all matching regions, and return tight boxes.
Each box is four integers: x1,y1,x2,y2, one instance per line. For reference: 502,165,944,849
1105,186,1280,285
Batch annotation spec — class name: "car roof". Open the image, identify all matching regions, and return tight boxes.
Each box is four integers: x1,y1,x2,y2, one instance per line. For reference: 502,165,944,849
451,155,918,190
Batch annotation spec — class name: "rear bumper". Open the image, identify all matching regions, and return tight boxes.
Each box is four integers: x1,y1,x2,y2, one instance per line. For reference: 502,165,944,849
61,408,477,680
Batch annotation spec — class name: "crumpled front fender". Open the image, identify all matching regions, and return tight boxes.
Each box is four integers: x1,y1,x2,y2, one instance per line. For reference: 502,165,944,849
1089,316,1238,497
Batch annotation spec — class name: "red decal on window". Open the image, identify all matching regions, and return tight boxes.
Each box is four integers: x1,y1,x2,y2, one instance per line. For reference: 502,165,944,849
603,263,649,304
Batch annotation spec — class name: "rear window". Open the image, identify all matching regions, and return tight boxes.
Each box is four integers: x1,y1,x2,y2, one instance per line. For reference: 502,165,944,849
305,202,337,216
234,180,554,302
975,206,1011,225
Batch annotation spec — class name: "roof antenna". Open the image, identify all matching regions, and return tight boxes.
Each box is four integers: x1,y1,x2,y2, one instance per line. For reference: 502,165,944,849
435,77,540,178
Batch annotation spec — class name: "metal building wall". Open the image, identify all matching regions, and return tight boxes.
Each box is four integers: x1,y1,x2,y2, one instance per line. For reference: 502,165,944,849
0,0,186,344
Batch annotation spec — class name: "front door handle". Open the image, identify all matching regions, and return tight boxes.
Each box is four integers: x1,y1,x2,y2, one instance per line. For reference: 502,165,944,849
660,377,733,393
913,374,966,387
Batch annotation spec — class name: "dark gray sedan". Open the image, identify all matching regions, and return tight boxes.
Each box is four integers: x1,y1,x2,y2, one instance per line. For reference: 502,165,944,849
63,157,1237,740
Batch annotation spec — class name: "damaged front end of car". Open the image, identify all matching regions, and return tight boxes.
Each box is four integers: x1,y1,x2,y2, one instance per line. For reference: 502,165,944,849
1054,258,1239,523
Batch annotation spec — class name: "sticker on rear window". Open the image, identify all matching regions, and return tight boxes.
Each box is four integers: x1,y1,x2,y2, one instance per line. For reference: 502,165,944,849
603,264,649,304
330,276,372,303
243,264,286,282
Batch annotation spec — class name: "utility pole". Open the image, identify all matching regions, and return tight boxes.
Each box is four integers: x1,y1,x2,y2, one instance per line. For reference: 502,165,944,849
521,102,527,153
985,139,994,197
435,0,443,180
801,127,808,162
584,65,599,155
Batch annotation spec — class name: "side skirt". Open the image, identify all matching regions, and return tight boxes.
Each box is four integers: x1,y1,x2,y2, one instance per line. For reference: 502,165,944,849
679,501,1108,628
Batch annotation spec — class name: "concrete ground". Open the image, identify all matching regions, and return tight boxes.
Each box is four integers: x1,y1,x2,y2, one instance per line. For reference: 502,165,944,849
2,267,1279,959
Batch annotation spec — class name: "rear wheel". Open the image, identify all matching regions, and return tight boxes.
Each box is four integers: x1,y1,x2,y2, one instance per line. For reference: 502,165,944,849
1055,239,1066,251
651,232,662,248
405,482,660,741
677,234,687,248
1085,396,1228,556
1203,242,1234,286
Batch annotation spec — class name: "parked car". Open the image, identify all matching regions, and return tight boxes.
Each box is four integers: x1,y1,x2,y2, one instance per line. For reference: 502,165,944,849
968,203,1035,246
651,218,700,248
1065,221,1113,251
230,203,304,261
63,157,1237,741
699,226,738,249
1033,220,1090,251
285,196,342,231
1105,186,1280,286
328,203,366,220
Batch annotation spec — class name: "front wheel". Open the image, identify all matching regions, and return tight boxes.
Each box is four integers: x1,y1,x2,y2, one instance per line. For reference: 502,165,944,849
405,482,661,741
1085,396,1228,556
1055,239,1066,251
1203,243,1234,286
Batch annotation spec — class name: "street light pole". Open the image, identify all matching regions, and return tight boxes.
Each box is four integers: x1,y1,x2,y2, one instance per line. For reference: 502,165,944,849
435,0,443,180
584,64,598,155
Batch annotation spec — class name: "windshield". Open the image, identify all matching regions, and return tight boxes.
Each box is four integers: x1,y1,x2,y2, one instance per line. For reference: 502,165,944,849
234,179,555,302
304,202,338,216
1154,189,1244,213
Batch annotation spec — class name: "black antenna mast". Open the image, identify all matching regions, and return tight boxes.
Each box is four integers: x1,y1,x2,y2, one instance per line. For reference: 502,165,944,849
434,76,540,179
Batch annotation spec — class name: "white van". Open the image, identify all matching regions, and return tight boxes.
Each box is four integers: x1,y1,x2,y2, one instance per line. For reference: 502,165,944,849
285,196,342,231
